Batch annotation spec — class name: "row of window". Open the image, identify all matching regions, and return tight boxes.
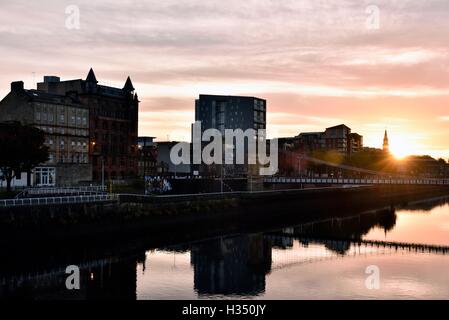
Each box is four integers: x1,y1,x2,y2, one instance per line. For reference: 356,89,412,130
36,126,88,137
46,139,88,150
35,112,87,126
47,152,89,164
93,119,129,131
34,104,88,128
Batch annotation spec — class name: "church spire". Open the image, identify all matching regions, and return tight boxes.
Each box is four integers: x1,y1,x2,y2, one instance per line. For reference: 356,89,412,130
383,130,389,152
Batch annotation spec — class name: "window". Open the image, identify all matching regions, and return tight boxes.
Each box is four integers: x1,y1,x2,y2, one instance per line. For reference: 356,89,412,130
60,114,65,123
35,112,41,121
34,167,56,186
71,116,75,124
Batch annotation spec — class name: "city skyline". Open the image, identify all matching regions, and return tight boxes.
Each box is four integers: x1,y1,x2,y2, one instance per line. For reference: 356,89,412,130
1,1,449,159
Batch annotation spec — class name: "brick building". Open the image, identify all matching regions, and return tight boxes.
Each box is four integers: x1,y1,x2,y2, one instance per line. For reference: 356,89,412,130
36,69,139,181
0,81,91,186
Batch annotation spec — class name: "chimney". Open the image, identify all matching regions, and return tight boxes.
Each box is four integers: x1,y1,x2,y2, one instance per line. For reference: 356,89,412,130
43,76,60,83
11,81,24,92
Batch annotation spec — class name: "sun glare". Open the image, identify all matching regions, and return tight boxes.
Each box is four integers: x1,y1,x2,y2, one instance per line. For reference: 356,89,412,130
389,135,421,159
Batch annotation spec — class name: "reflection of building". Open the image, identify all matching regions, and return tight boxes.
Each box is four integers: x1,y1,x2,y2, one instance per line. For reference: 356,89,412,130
191,234,272,295
0,81,91,186
270,235,294,249
36,69,139,181
194,94,267,177
83,258,137,300
0,255,139,300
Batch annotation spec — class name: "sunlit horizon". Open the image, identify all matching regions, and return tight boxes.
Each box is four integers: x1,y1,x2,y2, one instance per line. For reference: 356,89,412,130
1,1,449,160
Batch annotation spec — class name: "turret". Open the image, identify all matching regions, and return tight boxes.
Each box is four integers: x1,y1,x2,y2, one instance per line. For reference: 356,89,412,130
123,76,135,92
85,68,98,93
86,68,98,84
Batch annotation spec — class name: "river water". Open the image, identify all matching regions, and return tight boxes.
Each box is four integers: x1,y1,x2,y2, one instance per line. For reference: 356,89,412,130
1,196,449,299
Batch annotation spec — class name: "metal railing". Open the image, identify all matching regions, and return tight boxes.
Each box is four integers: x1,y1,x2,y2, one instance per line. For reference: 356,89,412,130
264,177,449,185
15,186,107,198
1,194,117,208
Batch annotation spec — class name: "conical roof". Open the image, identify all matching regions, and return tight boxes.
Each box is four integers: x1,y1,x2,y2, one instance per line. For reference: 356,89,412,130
123,76,135,91
86,68,98,83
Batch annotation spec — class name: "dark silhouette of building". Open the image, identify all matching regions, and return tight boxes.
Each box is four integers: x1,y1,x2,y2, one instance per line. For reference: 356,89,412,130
138,136,158,177
36,69,139,181
279,124,363,157
383,130,389,152
194,94,267,177
0,81,91,186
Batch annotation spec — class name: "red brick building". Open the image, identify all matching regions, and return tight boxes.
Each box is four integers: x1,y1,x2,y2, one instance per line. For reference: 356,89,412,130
37,69,139,181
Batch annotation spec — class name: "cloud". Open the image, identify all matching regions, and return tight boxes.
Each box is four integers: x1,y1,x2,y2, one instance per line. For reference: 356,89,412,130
1,0,449,157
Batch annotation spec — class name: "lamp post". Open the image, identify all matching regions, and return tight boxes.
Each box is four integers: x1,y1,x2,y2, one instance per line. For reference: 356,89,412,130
92,141,105,190
101,156,105,189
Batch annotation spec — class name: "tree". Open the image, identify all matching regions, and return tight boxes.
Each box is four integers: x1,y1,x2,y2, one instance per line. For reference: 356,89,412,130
0,122,49,191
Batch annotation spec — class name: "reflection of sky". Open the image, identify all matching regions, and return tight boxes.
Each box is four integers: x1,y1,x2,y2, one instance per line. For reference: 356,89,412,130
262,253,449,300
136,201,449,299
363,203,449,246
137,245,449,300
137,242,449,299
136,250,196,300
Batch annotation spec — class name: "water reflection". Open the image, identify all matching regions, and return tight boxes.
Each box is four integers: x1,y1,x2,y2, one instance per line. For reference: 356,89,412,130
191,234,272,296
1,197,449,300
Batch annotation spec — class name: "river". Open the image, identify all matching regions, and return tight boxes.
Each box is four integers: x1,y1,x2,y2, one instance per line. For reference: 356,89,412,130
1,196,449,299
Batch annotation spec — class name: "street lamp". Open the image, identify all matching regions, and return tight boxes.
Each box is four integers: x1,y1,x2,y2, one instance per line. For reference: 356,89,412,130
91,141,104,189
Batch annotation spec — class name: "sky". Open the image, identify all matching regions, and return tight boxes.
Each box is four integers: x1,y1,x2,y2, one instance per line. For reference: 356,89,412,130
1,0,449,159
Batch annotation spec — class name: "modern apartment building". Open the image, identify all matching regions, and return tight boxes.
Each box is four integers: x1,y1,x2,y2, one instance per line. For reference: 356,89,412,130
194,94,267,176
282,124,363,156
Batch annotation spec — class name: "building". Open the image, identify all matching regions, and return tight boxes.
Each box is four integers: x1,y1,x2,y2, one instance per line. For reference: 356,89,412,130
383,130,389,152
349,132,363,154
323,124,352,154
277,124,363,176
194,94,267,176
36,69,139,181
156,141,191,176
0,81,91,186
280,124,363,156
137,136,158,177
